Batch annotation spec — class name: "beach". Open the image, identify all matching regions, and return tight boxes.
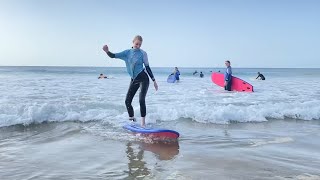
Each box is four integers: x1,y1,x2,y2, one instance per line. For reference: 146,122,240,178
0,66,320,179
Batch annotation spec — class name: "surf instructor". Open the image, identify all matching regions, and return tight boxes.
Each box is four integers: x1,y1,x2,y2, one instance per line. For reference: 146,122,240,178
102,35,158,127
224,60,232,91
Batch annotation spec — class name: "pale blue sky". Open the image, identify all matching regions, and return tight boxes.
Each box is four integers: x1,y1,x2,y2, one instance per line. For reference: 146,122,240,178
0,0,319,68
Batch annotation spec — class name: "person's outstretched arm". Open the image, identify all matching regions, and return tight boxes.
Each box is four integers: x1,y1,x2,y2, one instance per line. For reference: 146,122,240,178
107,51,115,58
103,45,128,60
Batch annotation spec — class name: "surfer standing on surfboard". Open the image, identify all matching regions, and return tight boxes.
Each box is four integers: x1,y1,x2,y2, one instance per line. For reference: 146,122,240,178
102,35,158,127
224,60,232,91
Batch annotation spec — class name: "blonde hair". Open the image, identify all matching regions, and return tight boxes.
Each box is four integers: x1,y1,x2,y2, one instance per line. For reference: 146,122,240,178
133,35,143,42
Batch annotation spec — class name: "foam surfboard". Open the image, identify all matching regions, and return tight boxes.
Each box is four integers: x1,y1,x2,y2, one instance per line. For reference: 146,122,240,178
167,75,176,83
123,124,180,140
211,72,254,92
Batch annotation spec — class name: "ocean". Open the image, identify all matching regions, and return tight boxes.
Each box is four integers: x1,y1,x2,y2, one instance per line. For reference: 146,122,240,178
0,66,319,179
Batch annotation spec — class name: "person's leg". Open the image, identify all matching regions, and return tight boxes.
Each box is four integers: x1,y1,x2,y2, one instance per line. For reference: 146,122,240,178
125,79,140,121
139,72,150,127
227,79,232,91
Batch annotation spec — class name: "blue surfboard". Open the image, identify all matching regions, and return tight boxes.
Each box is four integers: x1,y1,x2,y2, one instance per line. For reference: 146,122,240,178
167,75,176,83
123,124,180,139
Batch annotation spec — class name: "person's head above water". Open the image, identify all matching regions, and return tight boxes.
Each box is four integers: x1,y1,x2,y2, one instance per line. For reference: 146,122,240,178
225,60,231,67
258,72,261,74
100,73,103,76
132,35,143,49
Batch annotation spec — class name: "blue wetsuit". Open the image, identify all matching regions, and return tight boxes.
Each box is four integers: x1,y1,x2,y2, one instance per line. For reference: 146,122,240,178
107,48,155,118
175,70,180,80
224,66,232,91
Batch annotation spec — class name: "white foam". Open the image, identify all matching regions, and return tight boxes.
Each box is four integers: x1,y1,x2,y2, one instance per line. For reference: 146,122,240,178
250,137,294,147
276,173,320,180
0,70,319,127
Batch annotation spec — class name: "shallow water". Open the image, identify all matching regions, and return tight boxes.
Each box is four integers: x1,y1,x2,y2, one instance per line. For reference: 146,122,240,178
0,120,320,179
0,66,320,179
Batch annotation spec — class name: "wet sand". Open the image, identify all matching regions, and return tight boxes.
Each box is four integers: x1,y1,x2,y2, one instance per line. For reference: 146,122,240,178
0,119,320,180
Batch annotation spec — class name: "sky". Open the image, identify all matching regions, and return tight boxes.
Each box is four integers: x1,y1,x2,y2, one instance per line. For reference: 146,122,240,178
0,0,319,68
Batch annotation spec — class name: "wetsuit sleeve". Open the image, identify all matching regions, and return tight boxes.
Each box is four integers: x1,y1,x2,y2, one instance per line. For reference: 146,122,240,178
146,66,155,81
256,74,263,79
107,51,115,58
106,50,128,61
142,51,155,81
225,68,231,81
113,50,129,61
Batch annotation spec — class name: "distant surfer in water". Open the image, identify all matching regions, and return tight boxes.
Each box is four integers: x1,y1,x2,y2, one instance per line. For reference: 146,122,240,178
171,67,180,81
200,72,204,78
193,70,198,75
103,35,158,127
224,60,232,91
98,73,107,79
256,72,265,80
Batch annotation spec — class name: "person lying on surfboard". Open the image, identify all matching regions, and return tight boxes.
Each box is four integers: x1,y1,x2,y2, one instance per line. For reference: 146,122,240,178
224,60,232,91
102,35,158,127
193,70,198,75
256,72,266,80
98,73,108,79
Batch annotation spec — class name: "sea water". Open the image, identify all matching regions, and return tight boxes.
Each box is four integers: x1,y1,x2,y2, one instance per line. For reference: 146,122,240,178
0,66,319,179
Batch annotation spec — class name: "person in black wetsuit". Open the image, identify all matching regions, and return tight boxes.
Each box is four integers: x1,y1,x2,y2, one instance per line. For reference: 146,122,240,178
102,35,158,127
256,72,265,80
98,73,107,79
200,72,204,78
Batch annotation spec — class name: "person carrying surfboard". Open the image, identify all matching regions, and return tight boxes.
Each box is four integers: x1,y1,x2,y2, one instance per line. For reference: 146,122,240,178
102,35,158,127
173,67,180,81
224,60,232,91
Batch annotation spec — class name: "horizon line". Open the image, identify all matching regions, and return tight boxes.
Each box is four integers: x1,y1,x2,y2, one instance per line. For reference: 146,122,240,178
0,65,319,69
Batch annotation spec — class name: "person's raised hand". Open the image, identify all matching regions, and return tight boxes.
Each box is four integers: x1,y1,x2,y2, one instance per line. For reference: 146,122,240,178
102,45,109,53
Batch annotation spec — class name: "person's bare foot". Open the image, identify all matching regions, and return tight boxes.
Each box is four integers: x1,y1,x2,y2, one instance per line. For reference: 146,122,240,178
141,117,146,127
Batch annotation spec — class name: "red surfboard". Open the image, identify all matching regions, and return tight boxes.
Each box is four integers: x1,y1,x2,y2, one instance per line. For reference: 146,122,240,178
123,124,180,140
211,72,254,92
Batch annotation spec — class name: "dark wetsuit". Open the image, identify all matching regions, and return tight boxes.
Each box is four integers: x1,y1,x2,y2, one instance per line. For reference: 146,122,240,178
256,74,265,80
175,70,180,80
224,66,232,91
107,49,155,118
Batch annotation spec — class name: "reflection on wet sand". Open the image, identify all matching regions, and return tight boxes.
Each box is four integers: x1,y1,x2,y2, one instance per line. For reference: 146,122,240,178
126,142,150,178
139,141,179,160
125,141,180,178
